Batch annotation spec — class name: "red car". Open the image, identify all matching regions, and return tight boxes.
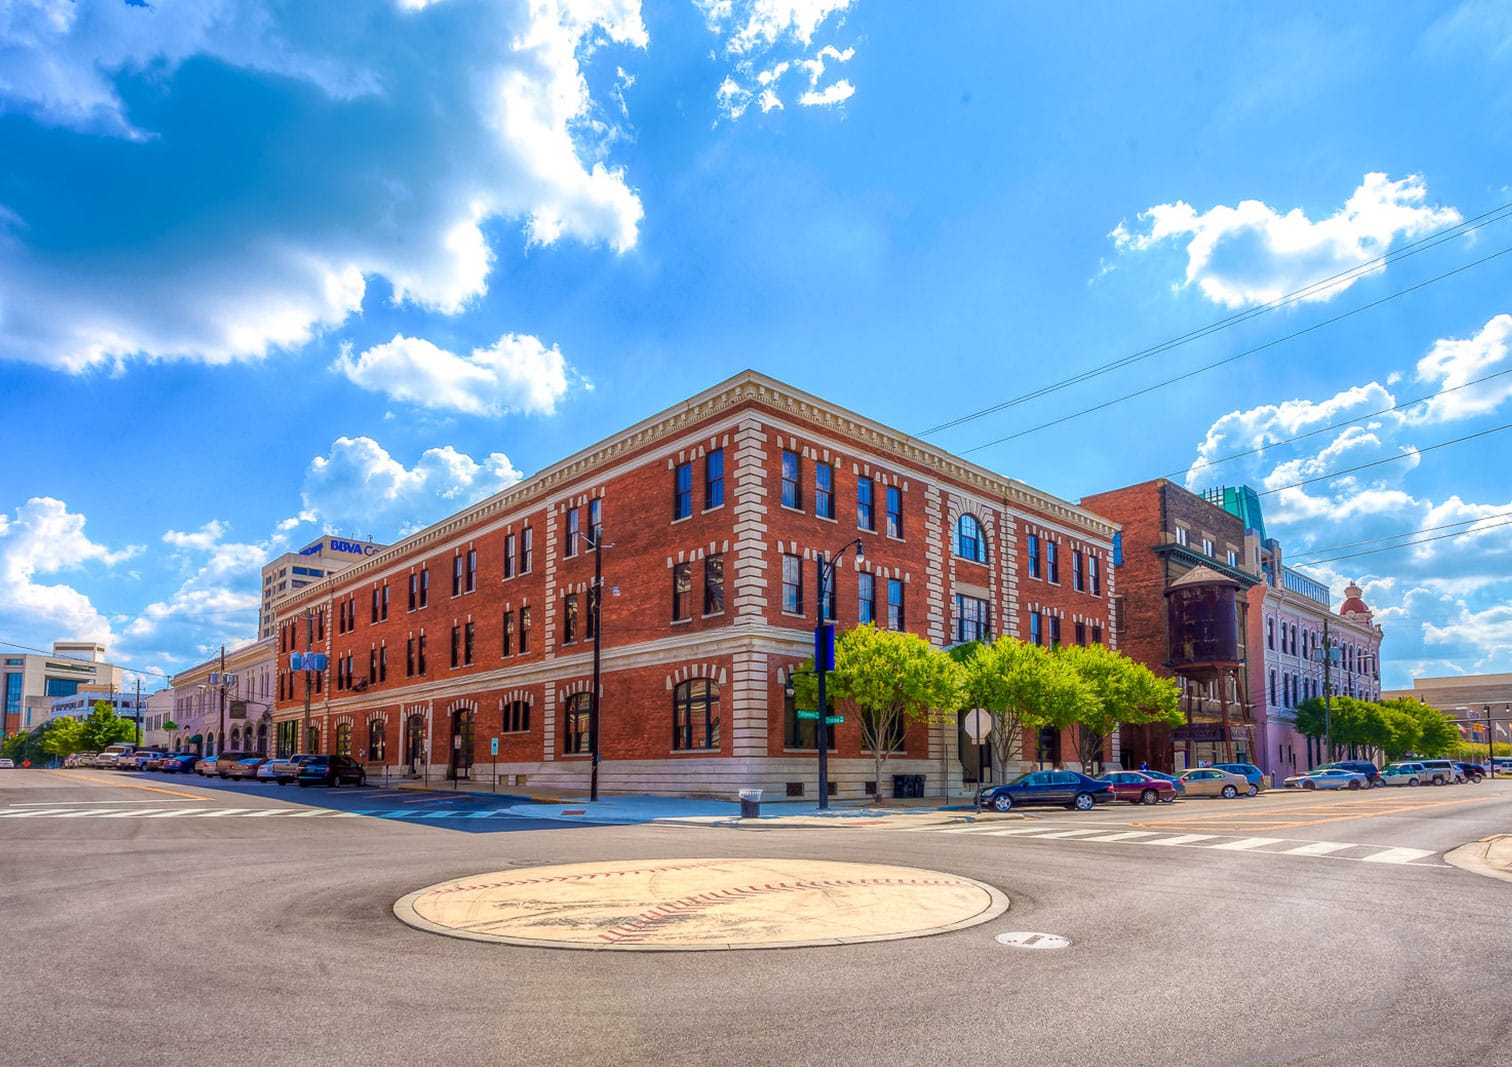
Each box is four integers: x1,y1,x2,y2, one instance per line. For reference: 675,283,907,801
1094,770,1177,805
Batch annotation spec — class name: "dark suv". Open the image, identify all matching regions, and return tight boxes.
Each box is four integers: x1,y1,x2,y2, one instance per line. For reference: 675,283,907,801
296,754,367,788
1453,761,1486,784
1320,760,1383,787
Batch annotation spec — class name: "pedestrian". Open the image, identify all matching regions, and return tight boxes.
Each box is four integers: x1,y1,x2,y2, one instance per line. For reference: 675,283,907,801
1139,760,1148,772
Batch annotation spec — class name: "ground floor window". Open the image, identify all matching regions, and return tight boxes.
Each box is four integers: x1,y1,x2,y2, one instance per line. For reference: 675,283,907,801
503,700,530,733
672,679,719,751
335,722,352,757
368,719,386,761
276,721,298,757
564,693,591,754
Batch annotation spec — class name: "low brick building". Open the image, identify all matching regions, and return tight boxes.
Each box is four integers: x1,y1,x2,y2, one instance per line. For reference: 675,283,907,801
270,371,1117,799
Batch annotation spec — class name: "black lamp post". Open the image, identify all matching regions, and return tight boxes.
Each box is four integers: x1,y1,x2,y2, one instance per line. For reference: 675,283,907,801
583,528,613,802
814,538,864,811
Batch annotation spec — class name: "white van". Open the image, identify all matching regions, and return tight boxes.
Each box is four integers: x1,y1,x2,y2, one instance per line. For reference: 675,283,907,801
92,743,137,769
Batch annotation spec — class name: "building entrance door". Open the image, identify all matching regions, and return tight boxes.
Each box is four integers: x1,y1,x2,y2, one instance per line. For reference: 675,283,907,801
405,714,426,775
449,708,474,780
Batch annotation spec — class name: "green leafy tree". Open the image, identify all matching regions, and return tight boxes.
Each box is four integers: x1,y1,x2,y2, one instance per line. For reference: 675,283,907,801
1378,705,1422,761
825,624,962,797
958,637,1095,778
42,718,86,759
81,700,136,752
1383,696,1457,757
1056,643,1181,771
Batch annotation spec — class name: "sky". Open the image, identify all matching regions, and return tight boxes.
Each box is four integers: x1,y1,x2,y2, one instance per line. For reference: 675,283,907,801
2,0,1510,694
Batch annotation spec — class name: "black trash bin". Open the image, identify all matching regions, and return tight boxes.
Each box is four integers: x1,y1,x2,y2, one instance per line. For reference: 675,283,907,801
892,774,911,799
739,788,762,818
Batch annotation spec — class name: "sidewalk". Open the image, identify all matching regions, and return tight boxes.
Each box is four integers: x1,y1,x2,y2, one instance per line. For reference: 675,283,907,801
1445,834,1512,883
380,778,1019,829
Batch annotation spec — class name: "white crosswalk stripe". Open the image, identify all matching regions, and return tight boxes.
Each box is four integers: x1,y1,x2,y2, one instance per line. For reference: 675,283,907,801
902,822,1446,866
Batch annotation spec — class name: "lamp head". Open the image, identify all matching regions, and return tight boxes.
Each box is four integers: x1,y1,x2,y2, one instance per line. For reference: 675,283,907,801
854,540,865,562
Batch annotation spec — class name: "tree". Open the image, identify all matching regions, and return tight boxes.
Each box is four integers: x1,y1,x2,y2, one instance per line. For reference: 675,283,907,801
959,637,1094,777
42,718,86,760
1056,643,1181,772
825,624,961,796
1378,705,1422,761
80,700,136,753
1383,696,1457,757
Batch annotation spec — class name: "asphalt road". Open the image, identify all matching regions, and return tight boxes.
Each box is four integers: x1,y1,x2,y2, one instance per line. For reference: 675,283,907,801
3,770,1510,1067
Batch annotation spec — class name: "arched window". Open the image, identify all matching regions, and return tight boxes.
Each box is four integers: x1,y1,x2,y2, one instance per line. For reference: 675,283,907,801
672,679,720,751
335,722,352,757
503,701,530,733
956,514,985,563
368,720,387,761
205,731,216,756
564,693,591,754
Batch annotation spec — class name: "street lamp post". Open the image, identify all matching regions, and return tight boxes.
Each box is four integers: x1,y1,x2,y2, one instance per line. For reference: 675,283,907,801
1312,620,1340,764
814,538,864,812
583,528,614,803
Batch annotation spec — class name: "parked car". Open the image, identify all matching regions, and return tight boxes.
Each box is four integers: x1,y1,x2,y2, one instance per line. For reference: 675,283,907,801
1213,762,1266,793
1094,769,1177,805
296,754,367,788
1284,768,1368,790
1486,757,1512,776
1452,761,1485,784
0,758,13,769
1417,759,1464,786
228,757,269,780
1318,760,1383,786
93,744,136,769
163,753,199,774
262,753,316,785
129,751,166,771
978,769,1113,812
142,752,173,771
194,756,219,776
1176,767,1253,798
213,751,252,779
1380,762,1427,787
1136,769,1187,796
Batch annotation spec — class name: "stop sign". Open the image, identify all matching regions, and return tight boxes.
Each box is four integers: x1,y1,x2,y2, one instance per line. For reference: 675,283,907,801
962,708,993,743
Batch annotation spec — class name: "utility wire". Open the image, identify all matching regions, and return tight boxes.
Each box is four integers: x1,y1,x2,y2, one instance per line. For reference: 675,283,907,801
1172,367,1512,481
1256,421,1512,496
1291,516,1512,566
960,243,1512,456
920,199,1512,438
0,638,176,685
1286,508,1512,562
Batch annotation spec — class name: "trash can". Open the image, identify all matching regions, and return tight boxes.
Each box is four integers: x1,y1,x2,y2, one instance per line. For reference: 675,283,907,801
739,788,762,818
912,774,926,798
892,774,911,799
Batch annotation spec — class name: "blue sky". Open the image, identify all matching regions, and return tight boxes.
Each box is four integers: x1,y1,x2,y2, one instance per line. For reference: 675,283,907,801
2,0,1510,692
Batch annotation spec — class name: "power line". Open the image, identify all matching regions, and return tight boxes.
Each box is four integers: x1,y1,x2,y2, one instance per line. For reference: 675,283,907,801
1287,508,1512,562
961,244,1512,455
0,638,177,685
1293,517,1512,566
920,199,1512,438
1256,421,1512,497
1173,366,1512,481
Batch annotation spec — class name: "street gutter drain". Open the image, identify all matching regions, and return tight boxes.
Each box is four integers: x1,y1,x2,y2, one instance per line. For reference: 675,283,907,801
995,931,1071,950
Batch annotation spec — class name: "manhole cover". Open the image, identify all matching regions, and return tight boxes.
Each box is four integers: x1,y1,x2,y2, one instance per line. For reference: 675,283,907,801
995,931,1071,950
395,858,1009,951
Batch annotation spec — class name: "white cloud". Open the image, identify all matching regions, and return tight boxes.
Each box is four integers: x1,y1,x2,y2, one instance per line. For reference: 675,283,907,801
1110,173,1461,308
1423,601,1512,655
700,0,857,119
1412,314,1512,423
300,436,524,539
0,497,141,642
0,0,647,371
335,333,572,416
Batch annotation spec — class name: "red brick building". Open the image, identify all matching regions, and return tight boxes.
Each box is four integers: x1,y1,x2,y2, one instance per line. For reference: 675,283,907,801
1080,479,1262,772
271,371,1117,799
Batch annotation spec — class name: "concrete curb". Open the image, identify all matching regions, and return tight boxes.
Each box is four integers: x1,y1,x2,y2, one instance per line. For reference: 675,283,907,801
1444,834,1512,884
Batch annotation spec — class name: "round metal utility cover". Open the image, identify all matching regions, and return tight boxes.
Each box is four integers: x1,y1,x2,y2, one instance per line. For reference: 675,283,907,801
395,858,1009,951
995,931,1071,950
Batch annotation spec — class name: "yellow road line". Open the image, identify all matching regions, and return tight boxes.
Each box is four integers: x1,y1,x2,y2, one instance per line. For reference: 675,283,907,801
40,770,210,802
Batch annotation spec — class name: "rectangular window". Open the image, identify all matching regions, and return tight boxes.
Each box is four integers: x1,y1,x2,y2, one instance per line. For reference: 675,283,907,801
782,554,803,614
1202,537,1215,557
1028,534,1041,579
586,588,597,641
450,625,460,669
381,583,389,620
566,508,580,557
784,688,836,751
417,632,427,675
1174,525,1189,547
857,572,875,625
452,554,464,597
885,486,902,538
379,645,386,682
406,637,415,677
563,593,578,643
464,621,475,666
672,563,693,621
371,588,379,624
1075,621,1087,646
521,528,533,574
503,611,514,656
704,554,724,615
705,448,724,509
1091,625,1103,645
1046,541,1060,584
466,549,477,593
955,595,990,643
1089,556,1101,597
408,574,418,612
815,463,834,520
781,450,801,510
1030,611,1042,646
822,568,837,622
857,477,874,531
1073,550,1085,592
504,533,516,579
519,607,531,653
674,462,693,520
1226,549,1238,568
887,579,905,631
369,649,376,683
420,567,429,608
1049,615,1062,648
